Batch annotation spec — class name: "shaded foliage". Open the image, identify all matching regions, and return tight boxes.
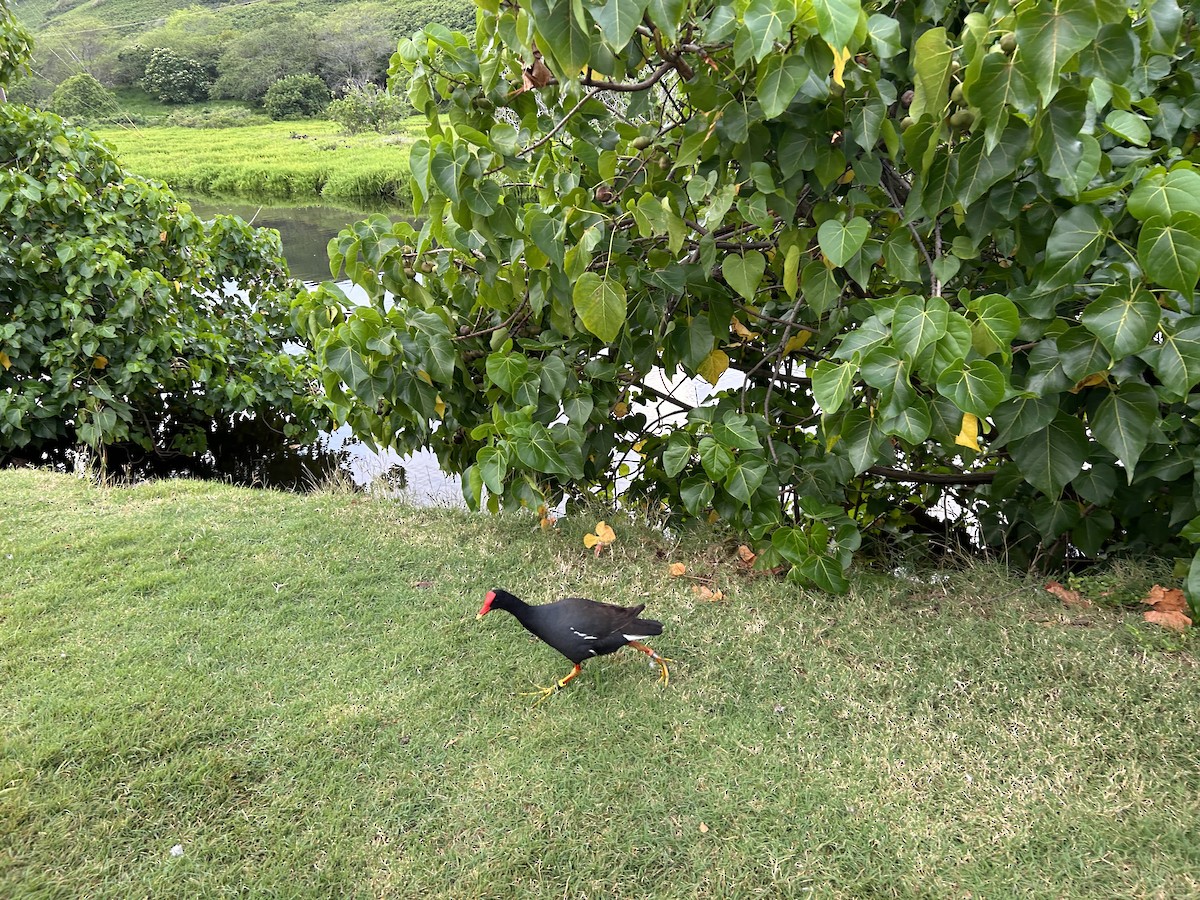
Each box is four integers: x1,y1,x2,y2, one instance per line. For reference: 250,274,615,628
263,73,329,120
49,72,119,120
296,0,1200,601
1,9,325,466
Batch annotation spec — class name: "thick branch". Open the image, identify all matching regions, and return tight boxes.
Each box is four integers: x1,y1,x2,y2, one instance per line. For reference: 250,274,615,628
867,465,996,485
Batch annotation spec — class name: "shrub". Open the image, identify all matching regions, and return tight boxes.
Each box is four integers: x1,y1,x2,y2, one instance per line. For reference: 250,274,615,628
326,82,410,134
142,47,210,104
263,74,329,120
48,73,120,122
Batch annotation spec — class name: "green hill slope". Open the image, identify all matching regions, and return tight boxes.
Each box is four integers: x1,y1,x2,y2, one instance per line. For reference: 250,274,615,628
13,0,472,35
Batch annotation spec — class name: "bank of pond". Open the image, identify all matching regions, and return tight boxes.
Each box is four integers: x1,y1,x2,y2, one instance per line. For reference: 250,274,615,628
94,119,418,208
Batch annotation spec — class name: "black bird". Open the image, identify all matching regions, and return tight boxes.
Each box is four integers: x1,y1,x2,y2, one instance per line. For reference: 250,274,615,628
476,588,671,699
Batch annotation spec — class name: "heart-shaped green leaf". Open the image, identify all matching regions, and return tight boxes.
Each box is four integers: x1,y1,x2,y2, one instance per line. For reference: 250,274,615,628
818,217,869,267
723,251,766,301
572,272,628,343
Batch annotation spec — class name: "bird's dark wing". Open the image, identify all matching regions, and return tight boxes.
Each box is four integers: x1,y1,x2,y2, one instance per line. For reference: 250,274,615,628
556,596,647,637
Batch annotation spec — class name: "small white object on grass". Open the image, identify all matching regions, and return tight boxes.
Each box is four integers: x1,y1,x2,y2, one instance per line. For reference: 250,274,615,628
170,844,184,858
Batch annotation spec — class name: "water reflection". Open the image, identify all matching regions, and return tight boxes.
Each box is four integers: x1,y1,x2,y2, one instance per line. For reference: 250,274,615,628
187,196,463,502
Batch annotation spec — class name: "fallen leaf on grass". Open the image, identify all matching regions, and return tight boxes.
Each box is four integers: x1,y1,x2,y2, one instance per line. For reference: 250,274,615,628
1045,581,1092,609
583,520,616,557
1141,584,1192,632
692,585,724,601
699,822,709,833
668,562,686,577
537,504,557,531
736,545,757,567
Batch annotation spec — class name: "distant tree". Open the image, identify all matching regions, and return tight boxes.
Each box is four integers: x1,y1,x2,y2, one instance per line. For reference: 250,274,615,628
212,16,319,104
263,74,329,120
49,72,119,121
112,42,153,88
135,7,229,81
142,47,210,104
316,3,397,90
29,16,122,88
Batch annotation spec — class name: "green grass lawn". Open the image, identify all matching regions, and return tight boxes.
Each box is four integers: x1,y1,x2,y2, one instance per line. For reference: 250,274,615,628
2,469,1197,898
93,119,419,207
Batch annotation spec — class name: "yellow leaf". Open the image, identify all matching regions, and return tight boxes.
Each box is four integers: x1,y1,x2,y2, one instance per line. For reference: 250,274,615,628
784,333,810,354
612,401,629,417
1071,372,1108,393
594,521,616,544
831,45,853,87
416,369,433,385
837,167,855,184
697,348,730,386
669,562,687,577
632,440,646,453
93,355,108,370
0,351,10,370
730,318,757,340
434,395,446,417
955,413,981,452
583,533,601,549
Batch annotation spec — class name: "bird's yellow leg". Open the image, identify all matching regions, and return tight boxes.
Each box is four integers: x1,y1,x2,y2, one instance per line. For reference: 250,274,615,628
521,663,582,704
627,641,672,685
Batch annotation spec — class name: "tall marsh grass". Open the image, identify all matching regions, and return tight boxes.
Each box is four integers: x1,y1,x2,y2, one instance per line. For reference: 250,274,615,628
93,120,417,207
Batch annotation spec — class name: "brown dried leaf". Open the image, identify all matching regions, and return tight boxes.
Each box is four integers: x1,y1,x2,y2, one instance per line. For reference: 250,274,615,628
1045,581,1091,608
1144,609,1192,632
1142,584,1188,613
1141,584,1192,630
668,562,686,577
699,822,709,833
691,585,724,601
736,544,757,566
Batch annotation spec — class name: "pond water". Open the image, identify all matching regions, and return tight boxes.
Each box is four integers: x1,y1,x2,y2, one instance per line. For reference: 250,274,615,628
188,196,464,503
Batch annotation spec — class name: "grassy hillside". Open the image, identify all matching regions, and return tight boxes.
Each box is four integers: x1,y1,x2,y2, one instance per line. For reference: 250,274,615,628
2,469,1198,897
13,0,473,35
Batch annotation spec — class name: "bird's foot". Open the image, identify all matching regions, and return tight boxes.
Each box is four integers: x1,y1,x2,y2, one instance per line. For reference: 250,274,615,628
655,659,671,686
520,684,559,706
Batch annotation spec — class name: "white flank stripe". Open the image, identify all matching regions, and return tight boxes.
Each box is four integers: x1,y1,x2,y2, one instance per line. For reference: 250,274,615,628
570,628,597,640
623,633,651,641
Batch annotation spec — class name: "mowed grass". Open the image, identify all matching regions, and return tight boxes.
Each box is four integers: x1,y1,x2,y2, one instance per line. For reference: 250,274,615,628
92,119,420,206
1,469,1198,898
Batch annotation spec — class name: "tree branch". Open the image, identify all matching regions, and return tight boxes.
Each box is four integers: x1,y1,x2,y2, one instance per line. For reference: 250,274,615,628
866,465,996,485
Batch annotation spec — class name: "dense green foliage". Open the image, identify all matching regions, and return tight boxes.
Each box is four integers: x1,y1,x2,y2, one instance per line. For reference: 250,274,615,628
263,73,330,121
47,71,118,119
297,0,1200,597
141,46,210,103
0,9,323,464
